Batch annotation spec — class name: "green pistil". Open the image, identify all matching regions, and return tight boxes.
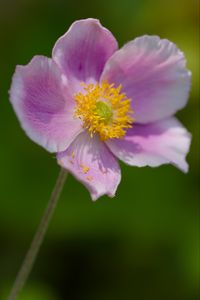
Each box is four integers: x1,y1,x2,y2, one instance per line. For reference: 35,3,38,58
95,101,113,123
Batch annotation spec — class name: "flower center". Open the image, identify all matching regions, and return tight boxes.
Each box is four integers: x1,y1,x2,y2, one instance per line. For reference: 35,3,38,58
74,81,134,141
95,101,113,123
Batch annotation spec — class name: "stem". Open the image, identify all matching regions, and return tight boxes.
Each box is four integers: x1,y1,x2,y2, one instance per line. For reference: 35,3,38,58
8,168,68,300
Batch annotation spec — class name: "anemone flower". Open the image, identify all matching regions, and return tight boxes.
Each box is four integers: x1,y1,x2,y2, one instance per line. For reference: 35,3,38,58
10,18,191,201
8,19,192,300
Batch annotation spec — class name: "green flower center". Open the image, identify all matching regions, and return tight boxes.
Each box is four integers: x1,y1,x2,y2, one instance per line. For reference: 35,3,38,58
95,101,113,123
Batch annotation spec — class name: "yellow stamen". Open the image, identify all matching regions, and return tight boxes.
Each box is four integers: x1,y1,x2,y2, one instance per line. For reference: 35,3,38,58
74,81,134,141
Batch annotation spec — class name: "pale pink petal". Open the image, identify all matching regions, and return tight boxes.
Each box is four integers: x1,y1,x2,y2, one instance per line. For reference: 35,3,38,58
106,118,191,173
10,56,83,153
101,35,191,124
52,18,118,91
57,132,121,201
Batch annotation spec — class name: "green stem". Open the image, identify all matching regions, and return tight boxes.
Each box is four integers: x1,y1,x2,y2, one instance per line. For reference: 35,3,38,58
7,168,68,300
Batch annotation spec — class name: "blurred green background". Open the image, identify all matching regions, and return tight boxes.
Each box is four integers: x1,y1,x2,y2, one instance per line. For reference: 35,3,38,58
0,0,199,299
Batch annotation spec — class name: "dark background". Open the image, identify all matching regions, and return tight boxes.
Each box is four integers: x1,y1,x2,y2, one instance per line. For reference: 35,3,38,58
0,0,199,299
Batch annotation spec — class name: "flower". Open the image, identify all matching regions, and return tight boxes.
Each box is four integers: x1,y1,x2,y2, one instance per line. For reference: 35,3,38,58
10,18,191,200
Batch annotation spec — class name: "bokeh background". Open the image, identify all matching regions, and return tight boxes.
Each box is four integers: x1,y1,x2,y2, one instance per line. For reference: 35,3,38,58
0,0,199,299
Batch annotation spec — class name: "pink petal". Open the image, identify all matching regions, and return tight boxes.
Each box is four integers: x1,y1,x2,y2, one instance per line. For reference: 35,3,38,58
101,35,191,124
57,132,121,201
106,118,191,173
52,18,118,90
10,55,82,153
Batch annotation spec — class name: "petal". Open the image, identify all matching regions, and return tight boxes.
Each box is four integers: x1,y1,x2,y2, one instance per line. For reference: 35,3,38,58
52,18,118,89
106,118,191,173
10,55,82,153
57,132,121,201
101,35,191,124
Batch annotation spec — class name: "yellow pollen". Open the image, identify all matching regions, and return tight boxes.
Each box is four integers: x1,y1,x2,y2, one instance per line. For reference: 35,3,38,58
86,176,93,182
80,164,90,174
72,151,75,158
74,81,134,141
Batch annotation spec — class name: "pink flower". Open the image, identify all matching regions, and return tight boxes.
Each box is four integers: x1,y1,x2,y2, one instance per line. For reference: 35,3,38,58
10,18,191,200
